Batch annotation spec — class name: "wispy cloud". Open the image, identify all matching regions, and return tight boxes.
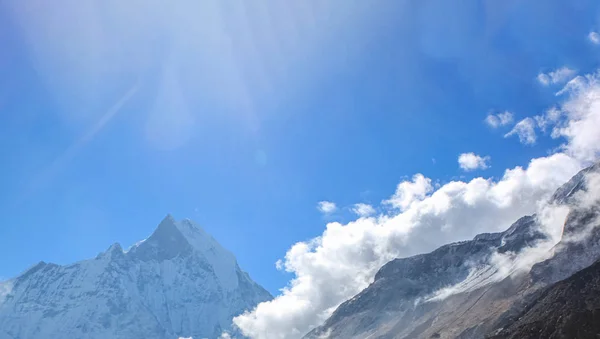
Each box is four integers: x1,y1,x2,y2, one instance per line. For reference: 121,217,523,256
485,111,514,128
458,153,491,171
352,203,375,217
589,31,600,44
537,67,576,86
505,117,537,145
317,201,337,215
534,107,563,133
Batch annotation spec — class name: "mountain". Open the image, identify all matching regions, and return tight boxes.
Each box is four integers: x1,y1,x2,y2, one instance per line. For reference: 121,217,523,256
0,215,272,339
305,162,600,339
489,258,600,339
304,215,544,339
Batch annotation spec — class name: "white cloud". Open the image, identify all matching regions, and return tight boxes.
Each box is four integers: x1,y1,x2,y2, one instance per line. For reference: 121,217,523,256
233,70,600,339
317,201,337,214
537,67,576,86
560,172,600,244
534,107,563,132
589,31,600,45
497,111,515,125
505,117,537,145
384,174,433,211
352,203,375,217
484,115,499,128
234,153,582,339
551,74,600,162
435,170,600,302
485,111,514,128
537,74,550,86
458,153,490,171
428,202,569,302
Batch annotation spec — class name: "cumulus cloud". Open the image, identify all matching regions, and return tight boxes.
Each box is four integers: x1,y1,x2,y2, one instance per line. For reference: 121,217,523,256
317,201,337,214
458,153,491,171
551,74,600,162
352,203,376,217
485,111,514,128
384,174,433,211
505,117,537,145
232,69,600,339
589,31,600,45
234,153,582,339
537,67,576,86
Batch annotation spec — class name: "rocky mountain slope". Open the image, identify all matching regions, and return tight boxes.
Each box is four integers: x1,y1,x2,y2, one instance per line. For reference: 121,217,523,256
0,215,272,339
304,215,544,339
489,258,600,339
305,163,600,339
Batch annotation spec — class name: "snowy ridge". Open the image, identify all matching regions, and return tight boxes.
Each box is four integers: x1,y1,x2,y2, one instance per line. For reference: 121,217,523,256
175,218,239,292
0,215,272,339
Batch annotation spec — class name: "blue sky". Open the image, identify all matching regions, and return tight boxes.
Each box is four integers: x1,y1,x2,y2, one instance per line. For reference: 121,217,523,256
1,0,600,301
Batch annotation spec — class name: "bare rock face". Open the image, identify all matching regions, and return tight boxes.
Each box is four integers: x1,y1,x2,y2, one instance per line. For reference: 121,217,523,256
489,259,600,339
0,215,272,339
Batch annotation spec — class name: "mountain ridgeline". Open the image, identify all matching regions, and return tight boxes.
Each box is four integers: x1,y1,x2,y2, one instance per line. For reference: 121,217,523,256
0,216,271,339
0,163,599,339
306,162,600,339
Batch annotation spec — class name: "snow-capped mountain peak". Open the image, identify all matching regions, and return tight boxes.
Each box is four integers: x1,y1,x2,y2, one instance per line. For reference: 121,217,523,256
128,214,195,261
127,215,240,292
0,215,272,339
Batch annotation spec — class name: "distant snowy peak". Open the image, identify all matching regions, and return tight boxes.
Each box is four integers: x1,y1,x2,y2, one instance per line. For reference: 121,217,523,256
128,215,195,261
126,215,231,257
123,214,240,291
0,214,271,339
